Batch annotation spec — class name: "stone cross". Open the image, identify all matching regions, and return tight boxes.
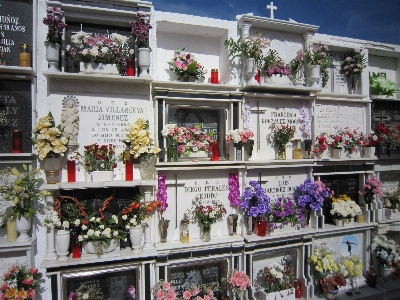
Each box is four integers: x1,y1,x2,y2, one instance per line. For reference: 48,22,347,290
266,2,277,19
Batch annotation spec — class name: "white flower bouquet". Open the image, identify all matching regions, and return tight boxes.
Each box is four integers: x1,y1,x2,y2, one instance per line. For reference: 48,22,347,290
330,194,362,220
371,235,400,268
32,112,68,160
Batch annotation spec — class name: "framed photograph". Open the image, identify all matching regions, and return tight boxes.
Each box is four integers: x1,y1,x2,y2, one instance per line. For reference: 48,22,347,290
167,258,228,298
62,263,139,300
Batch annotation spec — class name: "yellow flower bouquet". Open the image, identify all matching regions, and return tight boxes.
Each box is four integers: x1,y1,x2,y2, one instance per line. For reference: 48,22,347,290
338,255,363,279
32,112,68,160
308,244,339,280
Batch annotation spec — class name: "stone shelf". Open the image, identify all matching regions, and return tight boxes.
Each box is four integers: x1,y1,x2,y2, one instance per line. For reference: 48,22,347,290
0,237,37,266
42,71,153,84
153,80,241,93
0,153,37,164
317,93,370,102
242,83,321,95
41,180,157,190
0,65,35,76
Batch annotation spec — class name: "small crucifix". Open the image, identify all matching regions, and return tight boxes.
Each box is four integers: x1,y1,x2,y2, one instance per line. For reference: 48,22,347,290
266,2,277,19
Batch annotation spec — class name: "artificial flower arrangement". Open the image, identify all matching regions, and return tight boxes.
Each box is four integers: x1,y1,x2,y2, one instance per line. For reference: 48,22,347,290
66,31,133,65
371,234,400,269
261,49,291,77
358,175,383,204
370,72,400,97
131,13,152,48
0,164,50,220
161,123,183,143
320,273,347,294
0,264,42,300
268,123,296,148
338,255,363,280
383,188,400,211
42,6,67,45
288,50,305,83
121,195,161,228
82,143,117,172
339,127,363,153
313,133,329,154
330,194,362,221
376,123,400,147
68,283,136,300
304,43,333,88
186,196,227,232
124,118,161,160
295,178,333,212
151,280,220,300
168,48,207,81
299,104,311,138
44,197,82,231
267,196,306,228
341,49,367,76
176,124,214,156
360,130,379,147
240,180,270,218
32,112,68,160
225,270,251,299
307,244,339,281
261,255,295,295
226,129,254,148
224,34,271,68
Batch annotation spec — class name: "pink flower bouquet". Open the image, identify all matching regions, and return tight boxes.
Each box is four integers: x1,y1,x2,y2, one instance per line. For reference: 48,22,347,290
226,129,254,148
228,270,251,298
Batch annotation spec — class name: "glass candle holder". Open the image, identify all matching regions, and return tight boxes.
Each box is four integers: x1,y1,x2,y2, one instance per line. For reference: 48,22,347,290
12,130,22,153
67,160,76,182
211,69,219,84
126,58,135,76
125,159,133,181
7,216,17,242
294,280,302,298
19,44,31,67
256,216,267,236
293,139,302,159
180,218,189,243
212,141,219,161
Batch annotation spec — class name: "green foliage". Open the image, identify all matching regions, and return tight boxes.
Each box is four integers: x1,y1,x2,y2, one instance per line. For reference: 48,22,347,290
369,72,399,97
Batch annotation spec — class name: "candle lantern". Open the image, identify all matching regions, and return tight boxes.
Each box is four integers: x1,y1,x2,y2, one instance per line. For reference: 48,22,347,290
67,160,76,182
12,130,22,153
212,141,219,161
125,159,133,181
211,69,219,84
19,44,31,67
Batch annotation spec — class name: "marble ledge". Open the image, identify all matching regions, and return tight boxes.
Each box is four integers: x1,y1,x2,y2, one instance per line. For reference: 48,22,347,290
42,71,153,84
242,83,321,95
0,237,37,251
317,93,370,102
42,247,158,272
40,180,157,191
0,65,35,77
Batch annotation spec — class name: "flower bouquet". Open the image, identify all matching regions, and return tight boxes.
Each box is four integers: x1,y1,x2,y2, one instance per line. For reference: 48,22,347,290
340,127,362,154
262,49,291,84
268,123,296,159
152,280,219,300
186,197,226,241
304,43,333,88
295,178,333,213
376,123,400,148
121,197,160,228
83,143,117,172
177,124,214,156
358,175,383,204
341,49,367,76
320,274,347,295
226,129,254,148
261,255,295,297
313,133,329,155
0,264,42,300
383,188,400,211
371,235,400,268
240,181,270,218
131,13,152,48
338,255,363,280
288,50,305,84
268,196,306,229
32,112,68,160
168,48,207,81
370,72,400,97
0,164,49,220
42,6,67,45
330,194,362,226
225,270,251,299
151,280,176,300
360,131,379,147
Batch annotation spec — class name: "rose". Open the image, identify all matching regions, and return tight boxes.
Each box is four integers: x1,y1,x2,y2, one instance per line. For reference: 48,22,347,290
30,267,38,275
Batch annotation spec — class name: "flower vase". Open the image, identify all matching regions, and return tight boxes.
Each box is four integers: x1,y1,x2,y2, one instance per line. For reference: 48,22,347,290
84,172,92,182
351,278,360,294
276,145,286,160
362,146,373,158
83,239,118,256
323,290,338,300
246,58,258,85
56,229,70,261
167,143,178,162
200,224,211,242
80,62,119,74
260,289,295,300
129,225,144,253
43,153,62,184
235,145,243,161
140,155,156,180
138,47,151,78
381,266,392,287
349,73,359,94
334,219,344,227
309,65,321,88
16,216,31,242
332,147,342,159
91,170,114,182
343,218,354,226
46,43,60,72
228,214,238,235
159,218,169,243
366,268,378,288
304,139,312,158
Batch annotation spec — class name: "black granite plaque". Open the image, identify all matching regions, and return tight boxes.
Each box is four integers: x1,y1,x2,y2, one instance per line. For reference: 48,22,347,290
167,259,226,298
0,0,33,66
0,79,32,153
63,264,138,300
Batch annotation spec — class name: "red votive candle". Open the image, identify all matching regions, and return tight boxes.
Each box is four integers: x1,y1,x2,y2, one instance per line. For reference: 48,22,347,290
294,280,302,298
12,130,22,153
212,142,219,161
211,69,219,84
255,69,260,83
126,58,134,76
125,160,133,181
67,160,76,182
256,217,267,236
72,245,81,259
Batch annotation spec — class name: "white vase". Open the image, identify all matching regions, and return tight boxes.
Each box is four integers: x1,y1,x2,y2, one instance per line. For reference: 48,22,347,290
91,171,114,182
260,288,295,300
332,147,342,159
334,219,344,227
56,229,70,261
129,225,144,253
83,239,118,255
43,154,62,184
16,216,31,242
138,47,151,78
46,43,60,72
264,74,277,84
343,218,354,226
276,74,289,85
381,266,392,288
309,65,321,88
246,58,258,85
79,62,119,74
268,222,283,234
85,172,92,182
362,146,372,158
385,208,400,219
181,151,209,159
